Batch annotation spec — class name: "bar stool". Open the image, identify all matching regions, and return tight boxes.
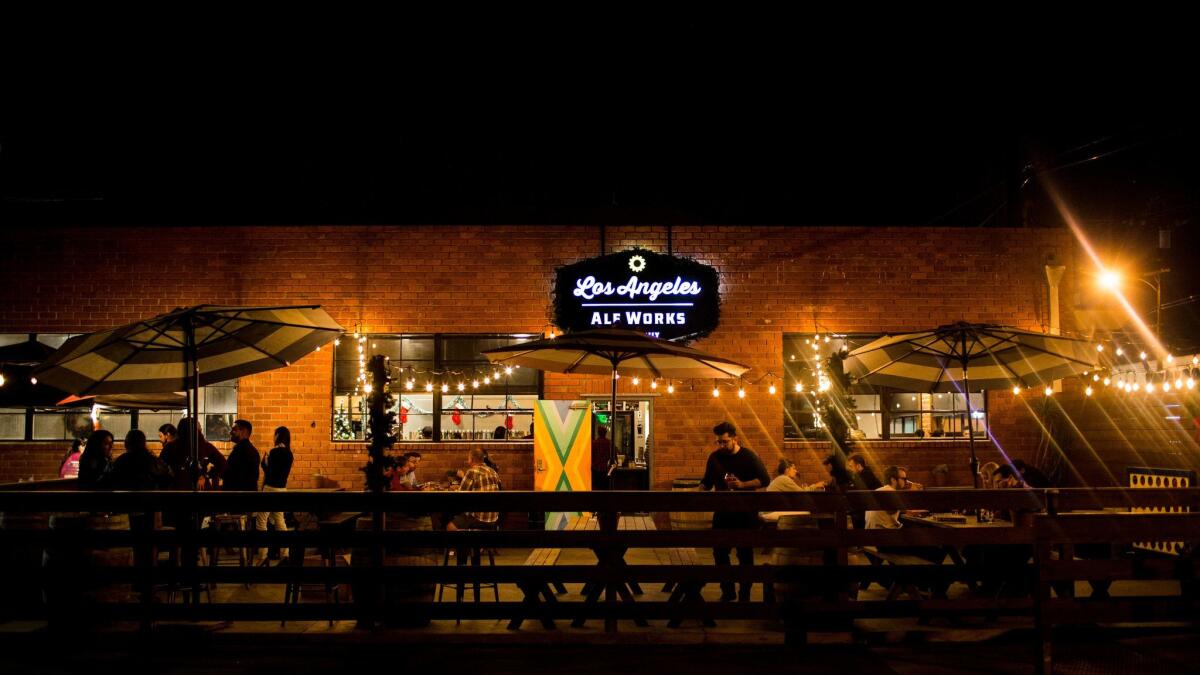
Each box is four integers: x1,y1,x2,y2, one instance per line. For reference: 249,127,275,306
209,514,249,589
438,521,500,624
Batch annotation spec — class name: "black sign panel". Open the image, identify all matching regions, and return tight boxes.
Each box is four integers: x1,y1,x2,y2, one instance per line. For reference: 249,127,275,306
554,249,721,342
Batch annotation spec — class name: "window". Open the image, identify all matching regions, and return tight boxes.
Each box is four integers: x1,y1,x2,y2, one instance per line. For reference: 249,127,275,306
783,333,986,441
0,333,238,442
332,334,542,442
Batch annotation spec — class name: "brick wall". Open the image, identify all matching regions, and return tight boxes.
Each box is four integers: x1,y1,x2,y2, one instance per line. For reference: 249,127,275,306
1,224,1079,488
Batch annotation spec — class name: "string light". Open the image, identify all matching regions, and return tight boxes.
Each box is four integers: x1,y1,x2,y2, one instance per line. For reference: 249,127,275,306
1145,382,1155,394
1163,381,1171,392
1103,377,1111,386
632,377,640,385
363,383,373,394
824,335,830,343
1175,377,1183,390
425,382,434,392
504,366,513,376
0,374,5,387
472,380,480,389
1012,385,1021,395
405,380,414,391
738,388,746,398
484,375,491,384
1187,378,1195,389
441,384,449,393
457,382,465,392
650,380,658,390
1166,354,1174,364
1092,374,1100,382
1043,386,1053,396
1096,344,1104,352
1116,347,1123,356
768,383,776,395
794,383,803,393
1085,386,1093,396
1132,382,1141,392
1139,351,1147,360
667,383,675,394
712,387,720,398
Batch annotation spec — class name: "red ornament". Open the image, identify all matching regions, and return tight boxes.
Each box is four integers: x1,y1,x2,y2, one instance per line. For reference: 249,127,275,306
400,406,408,424
504,414,514,431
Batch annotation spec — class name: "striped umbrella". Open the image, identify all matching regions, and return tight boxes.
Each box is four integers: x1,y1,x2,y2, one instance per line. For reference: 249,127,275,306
482,328,749,480
843,322,1098,487
33,305,342,475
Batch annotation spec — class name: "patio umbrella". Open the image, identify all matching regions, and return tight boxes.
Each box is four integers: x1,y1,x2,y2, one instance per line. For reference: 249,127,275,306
843,322,1098,487
56,391,189,410
481,327,750,477
32,304,342,474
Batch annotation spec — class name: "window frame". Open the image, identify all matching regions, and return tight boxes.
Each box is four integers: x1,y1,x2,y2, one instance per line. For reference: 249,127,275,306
330,332,543,443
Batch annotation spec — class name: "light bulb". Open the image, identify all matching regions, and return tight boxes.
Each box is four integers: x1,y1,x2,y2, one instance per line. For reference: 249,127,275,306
1044,387,1053,396
30,377,36,385
457,382,465,392
632,377,640,385
405,381,414,391
1175,378,1183,389
667,384,675,394
441,384,449,393
794,383,802,392
824,335,830,343
1116,348,1123,356
1093,374,1100,381
1193,356,1199,365
1085,386,1093,396
1167,354,1174,363
1145,383,1155,394
484,376,491,384
334,339,341,347
504,367,513,376
1163,382,1171,392
712,387,720,398
812,342,819,351
1187,378,1195,389
425,383,433,392
363,383,373,394
738,388,746,398
1133,382,1141,392
372,343,377,349
1103,378,1110,386
1096,344,1104,352
650,380,658,390
1140,351,1147,360
473,380,480,389
1012,385,1021,395
768,384,776,395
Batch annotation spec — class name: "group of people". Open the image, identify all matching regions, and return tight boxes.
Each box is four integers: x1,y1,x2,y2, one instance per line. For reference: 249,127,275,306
66,417,295,566
384,446,503,531
693,419,1051,602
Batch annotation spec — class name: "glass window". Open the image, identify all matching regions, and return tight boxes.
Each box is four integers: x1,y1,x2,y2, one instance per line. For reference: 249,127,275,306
333,334,541,442
0,408,26,440
887,392,986,438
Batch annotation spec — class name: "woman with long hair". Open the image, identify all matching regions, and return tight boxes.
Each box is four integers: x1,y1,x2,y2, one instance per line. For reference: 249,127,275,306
254,426,294,565
102,429,172,491
77,430,114,489
58,438,84,479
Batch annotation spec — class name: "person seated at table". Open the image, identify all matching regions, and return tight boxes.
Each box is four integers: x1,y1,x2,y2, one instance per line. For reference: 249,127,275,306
807,454,855,493
978,461,1000,488
447,447,501,531
388,454,420,491
847,453,882,490
1011,459,1052,488
761,458,807,523
866,466,946,574
397,452,423,488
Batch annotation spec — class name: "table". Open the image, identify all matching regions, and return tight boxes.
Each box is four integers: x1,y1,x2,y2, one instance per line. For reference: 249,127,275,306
571,513,651,628
900,512,1020,597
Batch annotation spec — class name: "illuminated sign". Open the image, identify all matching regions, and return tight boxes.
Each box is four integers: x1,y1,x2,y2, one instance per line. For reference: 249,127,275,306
554,249,720,341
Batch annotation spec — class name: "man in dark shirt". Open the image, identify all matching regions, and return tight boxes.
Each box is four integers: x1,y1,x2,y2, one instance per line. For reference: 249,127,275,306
591,425,613,490
223,419,260,491
699,421,770,602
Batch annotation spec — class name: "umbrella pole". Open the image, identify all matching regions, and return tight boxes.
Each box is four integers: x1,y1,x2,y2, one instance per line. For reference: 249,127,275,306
183,315,202,607
609,362,618,491
964,360,980,489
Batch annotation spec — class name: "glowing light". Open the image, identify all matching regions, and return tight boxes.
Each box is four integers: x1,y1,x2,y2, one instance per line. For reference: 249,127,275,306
1092,374,1100,381
1187,378,1195,389
372,343,377,349
441,384,449,393
1085,386,1093,396
632,377,640,385
794,383,802,392
1145,383,1155,394
1193,356,1199,365
812,342,819,351
1133,382,1141,392
1096,344,1104,352
1044,386,1053,397
712,387,720,398
472,380,480,389
1175,378,1183,389
1099,270,1120,290
0,374,5,387
484,376,491,384
737,388,746,398
768,384,776,395
1167,354,1174,364
457,382,465,392
29,377,36,385
504,367,513,376
334,339,341,347
363,383,373,394
405,380,414,391
1139,351,1147,360
1012,385,1021,395
1163,382,1171,392
667,384,675,394
824,335,830,343
1116,347,1124,356
1103,377,1110,386
425,382,434,392
651,380,658,390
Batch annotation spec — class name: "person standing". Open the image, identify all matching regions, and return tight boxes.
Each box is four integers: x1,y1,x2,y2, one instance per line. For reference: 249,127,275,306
591,425,612,490
223,419,260,491
58,439,84,479
699,421,770,602
76,430,115,489
160,417,227,491
254,426,294,565
102,430,173,491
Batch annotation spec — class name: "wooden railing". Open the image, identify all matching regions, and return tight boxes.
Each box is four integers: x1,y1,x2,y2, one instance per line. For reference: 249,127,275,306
0,488,1197,674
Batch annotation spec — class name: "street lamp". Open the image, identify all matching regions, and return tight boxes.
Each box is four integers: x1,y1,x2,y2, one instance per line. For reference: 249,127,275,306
1099,268,1170,338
